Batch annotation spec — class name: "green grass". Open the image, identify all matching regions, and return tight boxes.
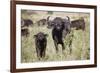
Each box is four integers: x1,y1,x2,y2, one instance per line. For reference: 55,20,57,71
21,10,90,63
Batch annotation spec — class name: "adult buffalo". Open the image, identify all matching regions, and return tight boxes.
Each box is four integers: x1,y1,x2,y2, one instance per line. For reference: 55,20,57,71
71,17,85,31
37,19,47,26
47,16,71,52
21,19,33,27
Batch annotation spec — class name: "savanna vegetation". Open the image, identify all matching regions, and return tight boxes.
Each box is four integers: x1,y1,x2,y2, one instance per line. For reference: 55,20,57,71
21,10,90,63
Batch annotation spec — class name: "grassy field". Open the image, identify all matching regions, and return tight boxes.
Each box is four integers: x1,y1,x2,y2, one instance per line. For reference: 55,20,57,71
21,10,90,63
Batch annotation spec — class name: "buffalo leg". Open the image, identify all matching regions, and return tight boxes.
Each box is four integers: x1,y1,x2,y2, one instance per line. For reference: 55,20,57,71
69,32,74,54
54,41,58,52
43,48,46,58
40,49,43,58
69,40,72,54
36,48,40,60
61,42,65,51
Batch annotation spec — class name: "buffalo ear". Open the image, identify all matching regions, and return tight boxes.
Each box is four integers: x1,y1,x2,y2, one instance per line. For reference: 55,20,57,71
33,35,37,38
44,34,48,37
66,16,70,21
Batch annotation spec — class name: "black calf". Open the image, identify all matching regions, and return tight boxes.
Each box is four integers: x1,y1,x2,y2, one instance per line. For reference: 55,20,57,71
34,32,48,59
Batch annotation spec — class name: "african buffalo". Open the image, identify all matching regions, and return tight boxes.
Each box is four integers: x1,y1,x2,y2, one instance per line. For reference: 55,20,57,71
37,19,47,26
34,32,48,60
21,19,33,27
48,16,71,52
71,17,85,31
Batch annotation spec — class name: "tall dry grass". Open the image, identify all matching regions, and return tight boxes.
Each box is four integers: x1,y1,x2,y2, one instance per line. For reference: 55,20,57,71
21,10,90,63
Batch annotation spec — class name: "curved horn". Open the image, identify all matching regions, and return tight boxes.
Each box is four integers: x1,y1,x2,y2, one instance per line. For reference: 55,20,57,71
66,16,70,21
47,16,50,22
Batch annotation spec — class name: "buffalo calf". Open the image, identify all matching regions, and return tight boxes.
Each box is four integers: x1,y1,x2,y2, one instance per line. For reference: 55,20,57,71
34,32,48,60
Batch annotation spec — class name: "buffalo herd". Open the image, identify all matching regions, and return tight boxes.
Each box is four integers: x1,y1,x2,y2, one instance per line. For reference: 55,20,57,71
21,16,85,60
